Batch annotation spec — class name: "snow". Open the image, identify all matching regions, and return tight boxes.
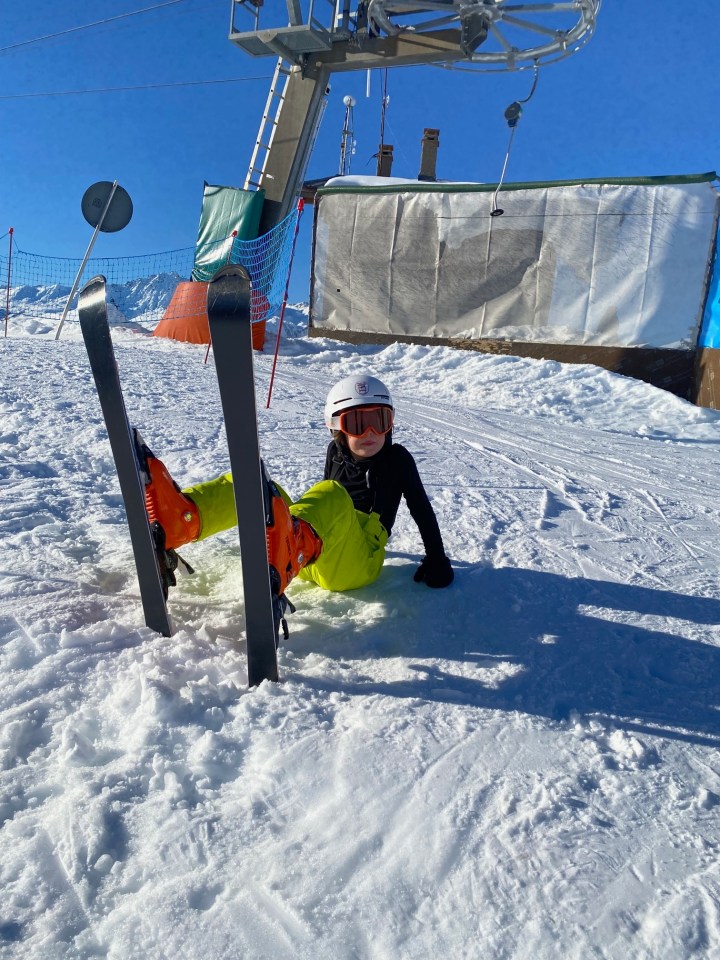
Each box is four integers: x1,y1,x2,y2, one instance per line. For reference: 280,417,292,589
2,301,720,959
322,176,483,187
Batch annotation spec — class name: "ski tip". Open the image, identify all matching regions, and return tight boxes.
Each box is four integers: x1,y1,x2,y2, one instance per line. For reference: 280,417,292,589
80,274,108,295
78,275,108,309
207,265,252,321
209,264,251,286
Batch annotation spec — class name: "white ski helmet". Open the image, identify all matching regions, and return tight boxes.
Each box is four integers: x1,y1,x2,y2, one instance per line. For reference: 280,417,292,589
324,374,394,429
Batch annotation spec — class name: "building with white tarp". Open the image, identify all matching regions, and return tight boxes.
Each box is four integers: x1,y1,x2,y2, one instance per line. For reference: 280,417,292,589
310,173,720,406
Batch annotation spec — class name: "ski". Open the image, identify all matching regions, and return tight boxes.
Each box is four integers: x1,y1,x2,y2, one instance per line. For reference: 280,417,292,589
78,275,173,638
207,265,279,686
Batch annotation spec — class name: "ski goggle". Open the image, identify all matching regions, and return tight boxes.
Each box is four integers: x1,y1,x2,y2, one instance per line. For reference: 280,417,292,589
331,404,394,438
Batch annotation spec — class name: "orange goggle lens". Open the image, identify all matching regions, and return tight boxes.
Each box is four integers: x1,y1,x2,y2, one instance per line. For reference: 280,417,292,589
333,405,394,438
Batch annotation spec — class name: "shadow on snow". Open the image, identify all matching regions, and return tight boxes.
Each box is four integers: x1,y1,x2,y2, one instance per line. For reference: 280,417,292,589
291,562,720,748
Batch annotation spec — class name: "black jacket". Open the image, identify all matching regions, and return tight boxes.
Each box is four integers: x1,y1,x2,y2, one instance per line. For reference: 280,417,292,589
323,436,447,561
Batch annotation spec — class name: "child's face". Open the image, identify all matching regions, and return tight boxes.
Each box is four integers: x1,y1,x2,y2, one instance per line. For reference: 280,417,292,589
346,429,386,458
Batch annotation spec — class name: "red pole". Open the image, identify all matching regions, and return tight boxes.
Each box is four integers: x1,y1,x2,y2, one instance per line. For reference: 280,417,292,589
4,228,13,338
266,200,304,408
204,230,238,365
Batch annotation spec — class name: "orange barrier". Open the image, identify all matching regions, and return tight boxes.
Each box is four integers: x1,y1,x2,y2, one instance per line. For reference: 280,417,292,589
153,280,266,351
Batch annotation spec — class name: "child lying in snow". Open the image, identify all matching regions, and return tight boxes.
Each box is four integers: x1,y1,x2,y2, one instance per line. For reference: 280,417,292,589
144,373,453,604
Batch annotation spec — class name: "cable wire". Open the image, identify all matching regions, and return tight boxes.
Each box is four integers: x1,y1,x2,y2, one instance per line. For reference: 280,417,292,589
0,0,187,55
0,75,273,100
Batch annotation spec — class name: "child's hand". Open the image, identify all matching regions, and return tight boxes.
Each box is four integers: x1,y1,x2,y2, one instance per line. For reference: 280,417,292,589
413,555,454,588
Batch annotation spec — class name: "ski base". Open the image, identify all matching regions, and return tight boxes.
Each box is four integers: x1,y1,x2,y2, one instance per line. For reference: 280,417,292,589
79,275,172,637
208,265,280,686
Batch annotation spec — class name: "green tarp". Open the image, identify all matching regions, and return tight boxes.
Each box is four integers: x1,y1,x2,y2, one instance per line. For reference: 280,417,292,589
192,183,264,281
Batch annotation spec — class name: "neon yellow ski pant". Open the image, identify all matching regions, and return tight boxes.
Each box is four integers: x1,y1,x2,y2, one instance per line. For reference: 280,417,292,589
183,473,388,592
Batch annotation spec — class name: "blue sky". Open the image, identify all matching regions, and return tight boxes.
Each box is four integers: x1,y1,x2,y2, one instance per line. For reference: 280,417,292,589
1,1,718,302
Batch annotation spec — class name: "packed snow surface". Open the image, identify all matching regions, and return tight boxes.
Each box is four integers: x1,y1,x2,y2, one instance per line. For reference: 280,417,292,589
2,305,720,959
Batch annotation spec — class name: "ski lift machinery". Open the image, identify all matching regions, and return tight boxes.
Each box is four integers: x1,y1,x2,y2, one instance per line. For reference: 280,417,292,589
229,0,601,233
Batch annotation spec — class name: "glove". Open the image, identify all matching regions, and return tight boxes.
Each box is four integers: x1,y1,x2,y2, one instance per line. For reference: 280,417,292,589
413,554,454,588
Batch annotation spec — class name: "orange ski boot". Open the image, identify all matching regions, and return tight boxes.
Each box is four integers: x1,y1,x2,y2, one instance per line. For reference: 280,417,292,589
134,431,200,594
264,469,322,643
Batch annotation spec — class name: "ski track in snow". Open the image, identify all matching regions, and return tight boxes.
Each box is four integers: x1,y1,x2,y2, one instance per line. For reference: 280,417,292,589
2,314,720,958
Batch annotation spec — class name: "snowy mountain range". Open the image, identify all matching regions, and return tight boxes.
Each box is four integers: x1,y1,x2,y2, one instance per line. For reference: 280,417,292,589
8,273,185,333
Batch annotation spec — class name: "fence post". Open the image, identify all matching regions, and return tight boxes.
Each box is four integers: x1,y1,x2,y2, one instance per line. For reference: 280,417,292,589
266,200,304,408
4,228,13,338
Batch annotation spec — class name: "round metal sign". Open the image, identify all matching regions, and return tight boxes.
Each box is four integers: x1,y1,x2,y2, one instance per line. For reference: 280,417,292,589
81,181,133,233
